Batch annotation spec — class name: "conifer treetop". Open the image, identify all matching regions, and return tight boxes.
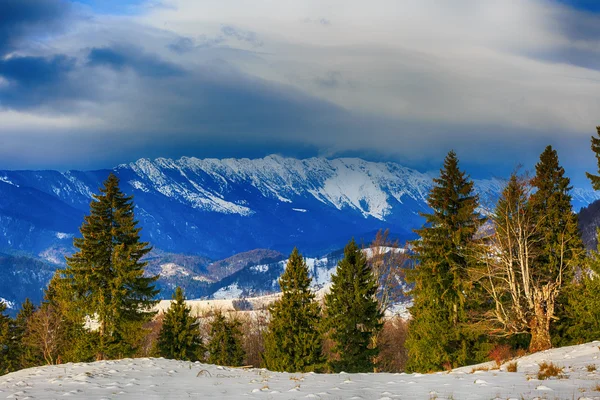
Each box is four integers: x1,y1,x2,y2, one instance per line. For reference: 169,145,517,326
586,126,600,191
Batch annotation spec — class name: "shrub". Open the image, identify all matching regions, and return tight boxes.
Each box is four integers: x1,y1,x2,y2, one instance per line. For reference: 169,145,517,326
506,361,518,372
232,298,253,311
537,362,564,380
488,344,513,367
587,364,597,372
515,348,527,358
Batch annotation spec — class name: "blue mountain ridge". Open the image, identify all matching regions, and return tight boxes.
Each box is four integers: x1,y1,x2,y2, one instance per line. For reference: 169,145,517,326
0,155,598,312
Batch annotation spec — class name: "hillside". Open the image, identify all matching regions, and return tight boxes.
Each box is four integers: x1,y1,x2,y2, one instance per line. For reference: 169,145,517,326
2,341,599,399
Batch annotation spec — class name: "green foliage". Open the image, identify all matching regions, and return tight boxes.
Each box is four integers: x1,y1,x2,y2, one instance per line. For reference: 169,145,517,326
586,126,600,190
207,311,245,367
60,173,159,359
262,248,324,372
323,239,383,373
26,273,98,365
554,129,600,345
529,146,583,285
13,298,42,370
406,150,487,372
553,228,600,346
0,302,12,375
529,146,583,351
157,287,203,361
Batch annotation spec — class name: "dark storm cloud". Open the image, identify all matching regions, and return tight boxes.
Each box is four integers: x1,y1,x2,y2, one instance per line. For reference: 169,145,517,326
87,46,186,77
0,55,76,87
0,0,71,55
0,54,84,108
519,5,600,70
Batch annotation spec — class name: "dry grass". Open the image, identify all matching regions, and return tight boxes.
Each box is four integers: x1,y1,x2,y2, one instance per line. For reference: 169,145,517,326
593,383,600,392
506,361,518,372
537,361,564,380
470,366,490,373
587,364,597,372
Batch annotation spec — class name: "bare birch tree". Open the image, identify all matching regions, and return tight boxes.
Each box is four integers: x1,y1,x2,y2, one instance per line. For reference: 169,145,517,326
473,172,582,352
367,229,411,314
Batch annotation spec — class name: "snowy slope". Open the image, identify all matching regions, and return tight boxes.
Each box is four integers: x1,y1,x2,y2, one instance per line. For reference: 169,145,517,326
2,341,600,399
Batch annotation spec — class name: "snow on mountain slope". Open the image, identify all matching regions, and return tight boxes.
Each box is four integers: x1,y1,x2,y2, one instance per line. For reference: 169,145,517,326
3,341,600,399
119,155,437,220
1,155,598,311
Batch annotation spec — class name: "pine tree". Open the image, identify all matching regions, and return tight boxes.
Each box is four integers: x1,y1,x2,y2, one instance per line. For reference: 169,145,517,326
552,228,600,345
585,126,600,190
262,248,324,372
0,302,11,375
61,173,159,359
528,146,583,351
323,238,383,373
406,150,485,372
207,310,245,367
25,272,97,365
552,132,600,346
13,298,41,369
157,287,203,361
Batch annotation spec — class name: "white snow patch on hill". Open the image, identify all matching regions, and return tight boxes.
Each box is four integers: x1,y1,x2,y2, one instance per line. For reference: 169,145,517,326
212,283,244,300
159,263,190,277
0,297,14,309
3,342,600,399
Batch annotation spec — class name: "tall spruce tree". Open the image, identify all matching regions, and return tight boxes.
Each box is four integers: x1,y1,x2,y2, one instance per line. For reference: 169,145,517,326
585,126,600,190
0,302,11,375
552,131,600,346
262,248,324,372
552,229,600,345
13,299,40,370
61,173,158,359
323,238,383,373
207,311,245,367
528,146,583,351
406,150,485,372
157,287,203,361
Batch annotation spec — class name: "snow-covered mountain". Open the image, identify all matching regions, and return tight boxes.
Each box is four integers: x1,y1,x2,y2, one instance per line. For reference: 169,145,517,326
0,155,598,310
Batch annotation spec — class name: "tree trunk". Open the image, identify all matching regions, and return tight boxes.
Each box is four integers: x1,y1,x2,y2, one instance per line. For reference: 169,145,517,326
528,293,553,353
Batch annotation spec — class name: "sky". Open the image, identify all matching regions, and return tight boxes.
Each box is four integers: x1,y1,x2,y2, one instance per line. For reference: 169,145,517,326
0,0,599,185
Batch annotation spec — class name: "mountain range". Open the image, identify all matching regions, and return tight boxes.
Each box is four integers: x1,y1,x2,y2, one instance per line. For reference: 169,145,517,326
1,155,599,312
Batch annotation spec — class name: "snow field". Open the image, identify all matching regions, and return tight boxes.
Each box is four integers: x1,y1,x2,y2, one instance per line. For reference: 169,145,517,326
2,342,600,399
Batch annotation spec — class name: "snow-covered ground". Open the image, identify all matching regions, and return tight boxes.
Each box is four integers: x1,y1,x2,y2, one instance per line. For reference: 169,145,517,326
3,342,600,399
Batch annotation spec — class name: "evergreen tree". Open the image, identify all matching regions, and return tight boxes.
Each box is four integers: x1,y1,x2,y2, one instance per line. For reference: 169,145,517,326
0,302,11,375
528,146,583,351
406,150,486,372
207,310,245,367
553,131,600,346
61,173,159,359
553,228,600,345
323,238,383,373
585,126,600,190
25,272,97,365
157,287,203,361
13,298,41,369
262,248,324,372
